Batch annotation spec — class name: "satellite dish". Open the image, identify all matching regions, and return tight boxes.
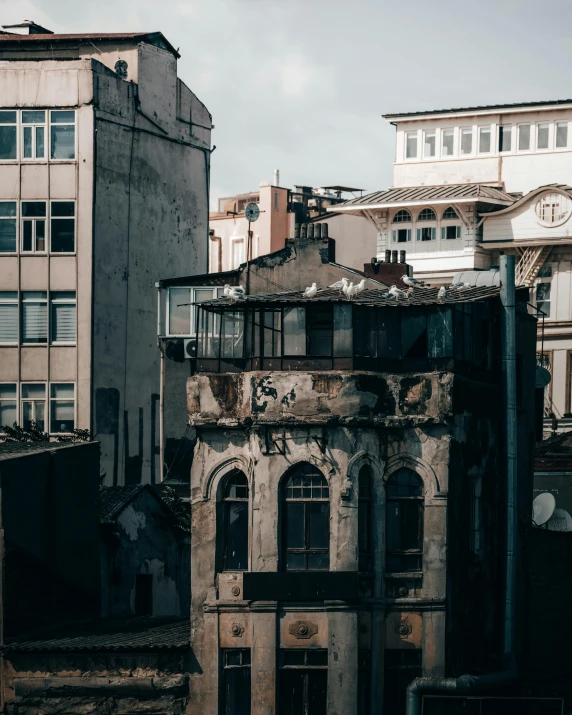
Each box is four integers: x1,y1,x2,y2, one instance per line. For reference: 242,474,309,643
546,508,572,532
535,365,551,389
532,492,556,526
244,202,260,222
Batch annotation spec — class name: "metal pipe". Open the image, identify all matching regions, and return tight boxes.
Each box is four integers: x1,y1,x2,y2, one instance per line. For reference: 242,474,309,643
159,349,165,483
405,255,518,715
391,250,398,264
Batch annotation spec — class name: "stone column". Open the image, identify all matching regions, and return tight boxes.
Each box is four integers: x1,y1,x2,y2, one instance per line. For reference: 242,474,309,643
251,606,277,715
423,609,446,676
327,608,358,715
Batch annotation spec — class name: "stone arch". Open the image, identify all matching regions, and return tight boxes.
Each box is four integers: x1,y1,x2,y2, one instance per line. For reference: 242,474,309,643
203,455,251,501
383,453,441,502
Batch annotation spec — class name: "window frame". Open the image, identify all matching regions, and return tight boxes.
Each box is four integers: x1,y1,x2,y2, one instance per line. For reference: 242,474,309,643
478,125,492,154
166,286,220,337
517,123,531,152
221,470,250,572
278,649,327,715
222,649,251,715
21,291,48,344
0,200,18,254
231,236,246,269
0,110,18,162
536,122,550,151
441,128,454,157
386,468,424,573
556,121,568,150
49,109,77,161
0,382,18,434
21,110,47,161
49,291,77,345
20,382,47,433
21,201,47,254
50,200,76,253
49,382,76,435
405,131,418,160
460,127,473,156
0,291,19,345
423,130,436,159
498,125,512,153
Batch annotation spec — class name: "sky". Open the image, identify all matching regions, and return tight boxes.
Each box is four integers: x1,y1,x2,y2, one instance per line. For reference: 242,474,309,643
3,0,572,208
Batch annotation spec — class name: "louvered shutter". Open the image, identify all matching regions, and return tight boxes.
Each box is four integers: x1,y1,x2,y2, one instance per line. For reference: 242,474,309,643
0,304,17,342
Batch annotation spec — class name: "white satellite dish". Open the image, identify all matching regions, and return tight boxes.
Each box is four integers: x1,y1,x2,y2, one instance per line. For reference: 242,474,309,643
244,202,260,222
546,508,572,532
532,492,556,526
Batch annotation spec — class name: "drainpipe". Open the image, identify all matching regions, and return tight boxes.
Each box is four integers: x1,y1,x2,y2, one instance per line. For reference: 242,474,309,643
156,283,165,483
405,255,518,715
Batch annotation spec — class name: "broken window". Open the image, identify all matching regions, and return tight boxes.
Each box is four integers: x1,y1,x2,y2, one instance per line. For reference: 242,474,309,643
135,574,153,616
21,201,46,252
0,111,17,160
333,304,352,356
307,304,333,356
51,201,75,252
283,307,306,355
22,110,46,160
0,202,17,252
282,463,329,571
222,649,251,715
358,465,373,571
223,471,249,571
386,469,424,572
50,110,75,160
383,649,422,715
279,649,327,715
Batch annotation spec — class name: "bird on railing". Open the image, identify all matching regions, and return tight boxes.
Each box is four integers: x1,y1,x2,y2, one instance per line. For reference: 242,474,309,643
304,283,318,298
329,277,349,293
403,275,425,288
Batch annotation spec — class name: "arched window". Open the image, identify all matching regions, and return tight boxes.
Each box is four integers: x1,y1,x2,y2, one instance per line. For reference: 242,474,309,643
222,470,249,571
282,463,329,571
386,468,424,572
392,210,412,244
442,206,458,220
417,208,436,221
358,465,373,571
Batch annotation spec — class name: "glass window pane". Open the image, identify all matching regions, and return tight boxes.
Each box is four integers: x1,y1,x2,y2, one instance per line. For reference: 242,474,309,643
309,502,329,549
428,308,453,358
283,307,306,355
0,217,16,253
0,402,16,429
22,111,45,123
23,126,32,159
306,650,328,666
0,202,16,218
22,295,47,343
280,670,306,715
499,126,511,152
225,502,249,570
22,384,46,399
285,552,305,570
0,384,16,398
283,651,305,666
51,202,75,217
424,132,435,157
442,129,454,156
0,111,16,124
51,124,75,160
479,127,491,153
0,303,18,343
36,220,45,252
460,128,472,154
50,400,74,433
406,132,417,159
51,111,75,124
22,202,46,217
50,383,74,399
285,502,305,549
0,126,16,160
556,122,568,148
51,218,75,252
537,124,549,149
223,665,251,715
333,304,352,357
518,124,531,151
307,552,329,570
169,288,191,334
307,304,332,357
36,126,45,158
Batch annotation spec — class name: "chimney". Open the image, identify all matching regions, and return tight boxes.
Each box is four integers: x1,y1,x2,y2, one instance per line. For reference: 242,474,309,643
391,250,398,264
273,169,280,186
315,224,322,238
308,224,315,239
322,223,328,238
399,250,406,264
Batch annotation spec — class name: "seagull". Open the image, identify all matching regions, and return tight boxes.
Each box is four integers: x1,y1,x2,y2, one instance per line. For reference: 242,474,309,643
329,277,349,293
228,285,245,302
451,282,471,291
402,275,425,288
342,281,351,296
304,282,318,298
388,285,407,299
437,286,447,302
354,278,366,295
346,282,359,299
406,287,414,297
223,284,231,296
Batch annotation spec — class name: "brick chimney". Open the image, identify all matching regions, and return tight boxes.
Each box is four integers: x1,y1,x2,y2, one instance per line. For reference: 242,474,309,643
362,250,412,288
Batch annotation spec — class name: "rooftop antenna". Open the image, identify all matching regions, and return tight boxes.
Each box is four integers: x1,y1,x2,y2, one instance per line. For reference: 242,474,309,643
532,492,556,527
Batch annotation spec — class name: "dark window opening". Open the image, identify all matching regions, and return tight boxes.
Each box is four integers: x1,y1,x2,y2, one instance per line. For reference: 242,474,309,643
401,311,427,359
222,648,251,715
222,470,249,571
307,304,333,356
358,465,373,571
383,650,422,715
282,463,329,571
134,574,153,616
443,224,461,240
386,469,424,572
279,649,327,715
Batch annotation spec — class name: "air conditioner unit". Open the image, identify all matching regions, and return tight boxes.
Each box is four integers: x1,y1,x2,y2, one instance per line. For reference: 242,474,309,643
183,338,197,359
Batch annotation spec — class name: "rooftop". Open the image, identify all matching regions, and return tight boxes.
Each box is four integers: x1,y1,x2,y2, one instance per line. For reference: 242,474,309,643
535,431,572,473
0,440,93,461
383,98,572,121
2,617,189,653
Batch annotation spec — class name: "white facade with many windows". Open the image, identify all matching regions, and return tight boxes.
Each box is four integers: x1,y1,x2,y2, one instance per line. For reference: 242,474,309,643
333,99,572,420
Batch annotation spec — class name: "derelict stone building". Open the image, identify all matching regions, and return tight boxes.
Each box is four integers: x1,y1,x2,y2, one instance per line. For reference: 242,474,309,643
181,235,537,715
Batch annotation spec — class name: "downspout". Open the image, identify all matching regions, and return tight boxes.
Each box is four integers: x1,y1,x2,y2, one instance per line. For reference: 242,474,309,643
156,283,165,483
406,255,518,715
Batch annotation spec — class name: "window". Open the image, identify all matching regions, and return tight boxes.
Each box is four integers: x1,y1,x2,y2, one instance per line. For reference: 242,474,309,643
416,208,436,242
556,121,568,148
383,650,422,715
478,126,491,153
22,110,46,160
460,127,473,155
279,650,327,715
306,304,333,356
0,110,17,160
358,465,373,571
536,281,551,318
50,292,76,344
222,471,249,571
21,383,46,432
51,201,75,252
283,307,306,355
262,310,282,357
222,649,251,715
209,235,222,273
0,384,17,432
49,383,75,433
405,132,418,159
231,238,245,269
535,193,572,225
386,468,424,572
0,292,18,344
441,129,454,156
423,131,435,158
0,202,17,252
417,208,436,221
441,225,461,239
21,201,46,252
537,123,549,150
167,287,218,336
442,206,458,220
499,125,512,152
134,574,153,616
21,291,47,343
282,463,329,571
518,124,531,151
50,110,75,160
392,210,412,244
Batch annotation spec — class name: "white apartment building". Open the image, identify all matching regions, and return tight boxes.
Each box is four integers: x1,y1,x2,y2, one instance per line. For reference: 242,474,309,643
0,25,211,483
334,99,572,420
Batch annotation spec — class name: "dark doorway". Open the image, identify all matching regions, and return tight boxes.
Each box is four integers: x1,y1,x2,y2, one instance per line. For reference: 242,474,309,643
222,649,251,715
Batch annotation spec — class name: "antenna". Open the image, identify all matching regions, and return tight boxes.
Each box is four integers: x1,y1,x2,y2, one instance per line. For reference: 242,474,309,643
532,492,556,526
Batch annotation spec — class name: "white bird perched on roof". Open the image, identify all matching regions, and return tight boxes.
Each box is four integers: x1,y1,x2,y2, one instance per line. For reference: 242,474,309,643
223,284,231,296
437,286,447,301
228,285,245,302
451,281,471,291
354,278,366,295
402,275,425,288
346,282,359,299
388,284,407,299
329,277,349,293
304,282,318,298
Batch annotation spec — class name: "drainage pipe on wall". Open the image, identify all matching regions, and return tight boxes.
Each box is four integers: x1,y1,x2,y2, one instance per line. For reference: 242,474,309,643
405,255,518,715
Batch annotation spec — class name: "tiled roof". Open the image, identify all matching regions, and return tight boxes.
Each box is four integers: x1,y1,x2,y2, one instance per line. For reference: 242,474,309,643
201,284,501,309
334,184,515,211
535,430,572,472
100,485,146,523
383,99,572,119
2,617,189,653
0,440,90,461
0,31,180,58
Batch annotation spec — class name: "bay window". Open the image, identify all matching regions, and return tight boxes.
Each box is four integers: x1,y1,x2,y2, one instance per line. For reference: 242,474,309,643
0,202,17,252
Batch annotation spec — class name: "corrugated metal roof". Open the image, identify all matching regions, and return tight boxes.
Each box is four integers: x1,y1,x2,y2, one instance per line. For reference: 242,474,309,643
0,31,180,58
334,184,515,210
201,284,501,309
383,99,572,119
0,440,92,461
2,617,189,653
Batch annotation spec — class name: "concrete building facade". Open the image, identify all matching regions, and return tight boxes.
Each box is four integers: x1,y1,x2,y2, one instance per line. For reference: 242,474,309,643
333,99,572,422
0,26,211,484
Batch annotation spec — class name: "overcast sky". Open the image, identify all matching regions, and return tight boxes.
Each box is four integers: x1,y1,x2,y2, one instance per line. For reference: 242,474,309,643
3,0,572,206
